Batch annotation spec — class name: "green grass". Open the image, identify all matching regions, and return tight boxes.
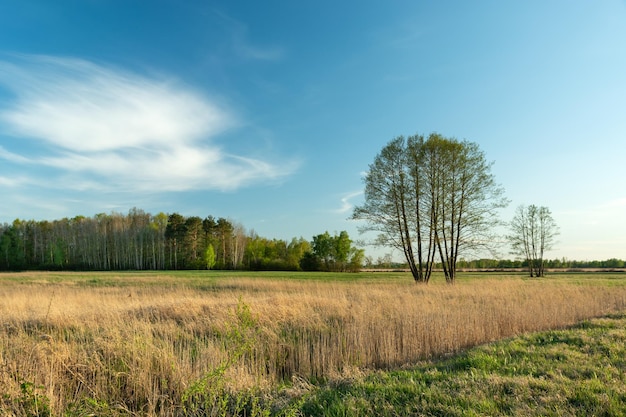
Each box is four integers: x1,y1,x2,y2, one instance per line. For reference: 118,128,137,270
297,313,626,416
0,269,411,286
1,269,624,288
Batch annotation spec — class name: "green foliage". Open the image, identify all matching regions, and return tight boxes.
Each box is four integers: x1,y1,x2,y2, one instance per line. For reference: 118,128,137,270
2,381,52,417
205,243,216,270
244,236,311,271
305,231,363,272
0,226,26,270
64,398,116,417
299,251,321,272
182,298,263,415
1,210,369,273
2,208,622,273
178,298,311,416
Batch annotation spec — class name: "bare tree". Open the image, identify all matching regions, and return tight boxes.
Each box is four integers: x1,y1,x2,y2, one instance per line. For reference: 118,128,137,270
352,136,434,281
353,133,508,283
508,204,559,277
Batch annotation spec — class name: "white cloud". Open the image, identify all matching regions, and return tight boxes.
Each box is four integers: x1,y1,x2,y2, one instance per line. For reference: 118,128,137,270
0,54,296,192
1,57,225,151
0,176,25,187
333,191,363,214
0,145,30,163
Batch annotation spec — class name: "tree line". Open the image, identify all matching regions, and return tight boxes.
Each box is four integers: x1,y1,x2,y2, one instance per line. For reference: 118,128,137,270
0,208,364,272
455,258,626,270
374,258,625,270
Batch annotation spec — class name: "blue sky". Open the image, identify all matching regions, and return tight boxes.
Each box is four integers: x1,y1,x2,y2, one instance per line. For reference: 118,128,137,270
0,1,624,262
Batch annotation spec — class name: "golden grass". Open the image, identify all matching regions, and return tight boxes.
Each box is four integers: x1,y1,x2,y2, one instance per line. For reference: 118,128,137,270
1,272,626,415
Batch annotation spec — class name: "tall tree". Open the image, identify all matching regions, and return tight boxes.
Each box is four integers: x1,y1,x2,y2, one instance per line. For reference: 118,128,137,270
165,213,186,269
204,244,216,270
215,217,234,269
353,133,507,283
507,204,559,277
287,237,311,270
149,212,168,270
430,137,508,283
184,216,204,268
351,135,435,282
312,231,334,270
308,231,364,272
231,222,247,269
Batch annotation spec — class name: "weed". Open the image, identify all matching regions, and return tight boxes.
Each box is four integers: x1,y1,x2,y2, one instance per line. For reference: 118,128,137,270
181,298,271,416
4,381,52,417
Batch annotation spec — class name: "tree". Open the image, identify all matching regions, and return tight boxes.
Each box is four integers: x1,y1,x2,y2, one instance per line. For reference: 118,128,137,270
334,231,352,267
204,244,216,270
312,231,335,270
507,204,559,277
307,231,364,272
286,237,311,270
243,235,310,271
165,213,186,269
149,212,168,270
299,251,321,271
215,218,234,269
347,246,366,272
351,136,428,280
352,133,508,283
184,216,204,268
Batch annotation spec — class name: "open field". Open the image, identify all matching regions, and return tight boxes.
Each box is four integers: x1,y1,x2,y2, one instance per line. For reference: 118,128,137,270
1,271,626,416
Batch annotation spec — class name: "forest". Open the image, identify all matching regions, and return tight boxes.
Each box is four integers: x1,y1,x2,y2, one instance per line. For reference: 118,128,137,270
1,208,622,273
0,208,364,272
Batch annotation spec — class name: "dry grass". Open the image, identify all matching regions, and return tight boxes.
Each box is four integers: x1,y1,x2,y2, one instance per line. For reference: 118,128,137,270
1,272,626,415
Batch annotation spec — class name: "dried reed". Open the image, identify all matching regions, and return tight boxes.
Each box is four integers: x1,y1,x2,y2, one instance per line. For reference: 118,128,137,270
1,274,625,415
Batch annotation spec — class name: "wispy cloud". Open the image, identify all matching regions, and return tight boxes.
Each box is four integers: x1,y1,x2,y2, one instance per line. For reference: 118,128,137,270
333,191,363,214
0,145,30,163
0,54,297,193
0,175,27,187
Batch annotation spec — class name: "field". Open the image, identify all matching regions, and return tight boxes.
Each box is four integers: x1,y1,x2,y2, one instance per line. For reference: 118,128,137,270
1,270,626,416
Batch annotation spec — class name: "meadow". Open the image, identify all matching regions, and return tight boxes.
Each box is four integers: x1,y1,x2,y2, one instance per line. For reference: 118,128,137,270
1,270,625,416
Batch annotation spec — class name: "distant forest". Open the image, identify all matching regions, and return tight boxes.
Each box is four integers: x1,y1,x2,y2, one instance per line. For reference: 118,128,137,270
374,256,625,271
0,208,364,272
0,208,622,272
455,258,625,270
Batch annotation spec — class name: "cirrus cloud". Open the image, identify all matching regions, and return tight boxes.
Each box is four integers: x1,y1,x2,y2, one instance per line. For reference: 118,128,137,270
333,190,363,214
0,54,297,193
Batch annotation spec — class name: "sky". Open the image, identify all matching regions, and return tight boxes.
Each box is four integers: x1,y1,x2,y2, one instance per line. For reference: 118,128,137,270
0,0,624,262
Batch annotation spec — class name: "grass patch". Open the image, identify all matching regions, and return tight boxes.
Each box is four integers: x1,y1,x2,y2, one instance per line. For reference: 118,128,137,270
300,314,626,416
1,269,625,287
